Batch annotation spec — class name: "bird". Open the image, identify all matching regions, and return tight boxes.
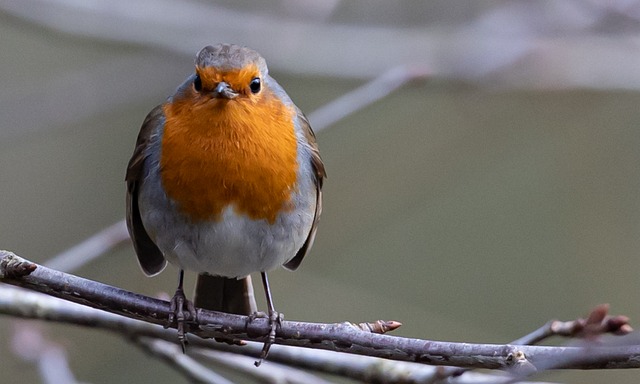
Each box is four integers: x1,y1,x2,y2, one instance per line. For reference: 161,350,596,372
125,43,325,362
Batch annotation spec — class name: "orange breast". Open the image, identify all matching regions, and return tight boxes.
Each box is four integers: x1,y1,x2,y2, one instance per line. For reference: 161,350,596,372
160,88,298,223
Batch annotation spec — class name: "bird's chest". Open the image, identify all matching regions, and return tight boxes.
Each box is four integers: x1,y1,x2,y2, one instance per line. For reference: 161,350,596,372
159,100,299,224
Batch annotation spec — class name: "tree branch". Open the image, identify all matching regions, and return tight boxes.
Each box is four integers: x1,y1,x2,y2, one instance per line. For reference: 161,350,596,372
511,304,633,346
0,285,556,383
1,250,638,373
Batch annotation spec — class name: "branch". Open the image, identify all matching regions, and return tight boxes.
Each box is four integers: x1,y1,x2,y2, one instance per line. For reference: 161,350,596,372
1,250,638,373
512,304,633,346
0,285,556,384
442,304,635,379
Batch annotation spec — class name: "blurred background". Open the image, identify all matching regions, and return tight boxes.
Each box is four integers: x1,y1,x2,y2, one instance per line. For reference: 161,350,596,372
1,1,640,383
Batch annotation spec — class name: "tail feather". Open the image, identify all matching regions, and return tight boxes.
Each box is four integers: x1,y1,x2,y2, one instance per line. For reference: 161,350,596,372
194,274,257,315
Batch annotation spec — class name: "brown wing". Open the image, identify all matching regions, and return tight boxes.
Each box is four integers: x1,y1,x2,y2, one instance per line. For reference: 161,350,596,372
125,105,166,276
284,111,326,270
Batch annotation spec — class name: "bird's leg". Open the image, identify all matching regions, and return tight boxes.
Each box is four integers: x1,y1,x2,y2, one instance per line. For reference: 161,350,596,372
250,272,282,366
167,269,196,352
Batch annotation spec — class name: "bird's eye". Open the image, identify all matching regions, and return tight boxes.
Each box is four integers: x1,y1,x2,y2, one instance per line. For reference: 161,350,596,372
249,77,261,94
194,75,203,92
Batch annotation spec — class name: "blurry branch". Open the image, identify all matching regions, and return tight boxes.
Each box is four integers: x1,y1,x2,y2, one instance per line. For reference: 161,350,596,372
138,337,335,384
134,337,237,384
45,220,129,272
2,0,640,90
189,349,335,384
10,322,82,384
308,65,428,132
1,250,639,375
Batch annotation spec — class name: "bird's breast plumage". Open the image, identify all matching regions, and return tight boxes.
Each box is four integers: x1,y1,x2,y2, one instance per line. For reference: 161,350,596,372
159,87,299,223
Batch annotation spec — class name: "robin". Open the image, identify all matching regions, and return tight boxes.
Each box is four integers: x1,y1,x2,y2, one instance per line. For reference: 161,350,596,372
125,44,325,361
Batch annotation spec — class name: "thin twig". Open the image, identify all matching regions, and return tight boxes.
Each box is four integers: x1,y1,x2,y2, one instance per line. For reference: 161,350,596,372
1,250,638,371
191,348,335,384
135,337,236,384
511,304,633,346
308,65,428,132
441,303,635,380
45,220,129,273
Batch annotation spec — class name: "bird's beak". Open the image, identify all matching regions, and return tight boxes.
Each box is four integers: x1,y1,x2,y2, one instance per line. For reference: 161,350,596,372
214,81,238,99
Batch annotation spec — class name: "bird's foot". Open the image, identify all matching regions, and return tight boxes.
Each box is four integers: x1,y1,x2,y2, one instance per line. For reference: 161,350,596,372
167,287,197,352
248,310,283,366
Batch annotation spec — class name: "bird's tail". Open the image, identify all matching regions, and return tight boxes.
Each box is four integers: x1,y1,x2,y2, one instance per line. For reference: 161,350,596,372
193,274,257,315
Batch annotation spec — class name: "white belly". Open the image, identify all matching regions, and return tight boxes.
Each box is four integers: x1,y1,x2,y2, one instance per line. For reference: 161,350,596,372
137,160,316,278
140,201,315,278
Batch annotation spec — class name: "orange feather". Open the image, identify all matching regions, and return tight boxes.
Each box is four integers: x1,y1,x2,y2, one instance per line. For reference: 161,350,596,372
160,70,298,223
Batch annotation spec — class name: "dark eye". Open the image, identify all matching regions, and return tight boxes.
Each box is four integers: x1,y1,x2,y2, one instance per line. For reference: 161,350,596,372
249,77,261,94
193,75,202,92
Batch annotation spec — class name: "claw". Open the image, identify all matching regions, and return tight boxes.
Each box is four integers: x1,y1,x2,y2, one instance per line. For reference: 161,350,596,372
248,310,282,366
167,270,196,352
